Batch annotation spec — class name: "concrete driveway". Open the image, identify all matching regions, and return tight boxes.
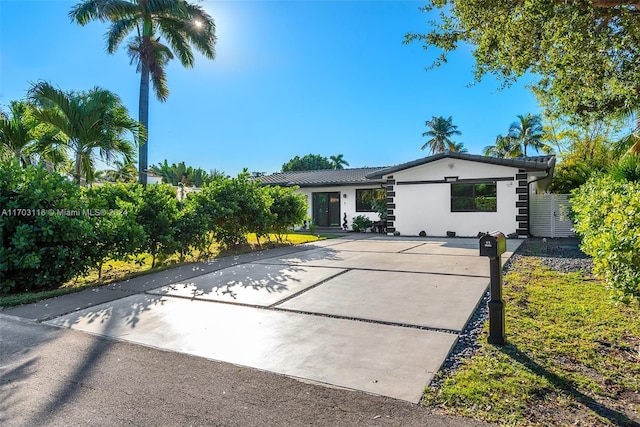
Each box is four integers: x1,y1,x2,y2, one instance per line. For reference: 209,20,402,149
10,235,521,403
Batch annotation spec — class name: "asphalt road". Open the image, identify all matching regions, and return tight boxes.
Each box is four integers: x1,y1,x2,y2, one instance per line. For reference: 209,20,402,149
0,314,491,427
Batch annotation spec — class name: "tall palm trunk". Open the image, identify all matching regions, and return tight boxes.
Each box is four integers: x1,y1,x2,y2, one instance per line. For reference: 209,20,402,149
75,149,83,184
138,61,150,185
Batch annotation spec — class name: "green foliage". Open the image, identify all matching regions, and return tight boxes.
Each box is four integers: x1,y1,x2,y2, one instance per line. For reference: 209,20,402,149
352,215,373,232
483,135,523,158
508,114,551,156
329,154,350,170
266,186,308,240
137,184,180,267
421,116,461,153
0,160,94,293
203,171,273,248
281,154,333,172
30,81,142,185
172,195,210,261
359,188,387,220
610,153,640,182
549,162,599,194
84,183,146,277
150,160,220,187
0,100,67,168
100,159,138,183
546,113,626,193
571,175,640,304
405,2,640,119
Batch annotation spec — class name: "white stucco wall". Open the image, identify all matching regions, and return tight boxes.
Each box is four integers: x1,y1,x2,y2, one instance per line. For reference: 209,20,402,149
387,158,521,237
295,185,383,230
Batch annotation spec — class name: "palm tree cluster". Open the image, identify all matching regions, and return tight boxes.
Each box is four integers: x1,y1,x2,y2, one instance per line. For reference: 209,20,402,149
484,114,552,158
150,159,222,186
70,0,217,185
1,82,142,186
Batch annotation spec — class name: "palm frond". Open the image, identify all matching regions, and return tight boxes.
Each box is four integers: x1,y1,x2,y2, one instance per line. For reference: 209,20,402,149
70,0,139,25
106,18,138,53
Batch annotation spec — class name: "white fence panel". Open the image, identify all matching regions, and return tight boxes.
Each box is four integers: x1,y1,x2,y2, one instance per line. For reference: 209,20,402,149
530,194,574,238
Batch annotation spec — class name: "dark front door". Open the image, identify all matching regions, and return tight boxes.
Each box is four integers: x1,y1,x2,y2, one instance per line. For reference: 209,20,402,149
312,192,341,227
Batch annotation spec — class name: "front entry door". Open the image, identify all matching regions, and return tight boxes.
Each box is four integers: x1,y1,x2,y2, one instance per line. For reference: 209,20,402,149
312,192,341,227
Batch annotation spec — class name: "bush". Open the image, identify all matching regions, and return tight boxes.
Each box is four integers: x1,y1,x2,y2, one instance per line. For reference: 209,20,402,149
267,186,308,240
352,215,373,232
572,174,640,304
137,184,180,267
206,172,273,249
610,153,640,182
84,183,146,277
0,160,94,293
173,193,214,261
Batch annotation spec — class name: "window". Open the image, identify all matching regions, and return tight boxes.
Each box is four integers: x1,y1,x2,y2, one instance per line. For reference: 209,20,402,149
451,182,497,212
356,188,386,212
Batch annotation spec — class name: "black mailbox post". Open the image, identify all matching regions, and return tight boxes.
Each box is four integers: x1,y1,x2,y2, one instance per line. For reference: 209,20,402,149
479,231,507,345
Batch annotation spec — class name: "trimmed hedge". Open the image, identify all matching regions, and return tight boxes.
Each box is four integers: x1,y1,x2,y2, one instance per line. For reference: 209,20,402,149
571,174,640,305
0,160,94,293
0,160,308,294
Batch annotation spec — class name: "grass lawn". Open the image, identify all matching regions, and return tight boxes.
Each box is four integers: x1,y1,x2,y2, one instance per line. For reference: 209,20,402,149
0,232,327,308
423,253,640,426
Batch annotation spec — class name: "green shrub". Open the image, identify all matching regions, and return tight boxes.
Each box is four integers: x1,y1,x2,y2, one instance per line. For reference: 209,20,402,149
137,184,180,267
173,193,214,261
352,215,373,232
205,172,273,249
84,183,146,277
572,174,640,304
0,160,94,293
610,153,640,182
266,186,308,240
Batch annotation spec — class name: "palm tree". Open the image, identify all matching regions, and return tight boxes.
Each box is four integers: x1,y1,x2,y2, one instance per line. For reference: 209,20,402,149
329,154,350,170
0,100,66,168
508,114,551,157
70,0,216,185
451,142,468,153
483,135,523,158
102,159,138,183
30,81,143,186
421,116,462,153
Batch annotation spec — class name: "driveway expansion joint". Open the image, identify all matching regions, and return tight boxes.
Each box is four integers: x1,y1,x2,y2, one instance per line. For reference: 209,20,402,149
141,291,463,335
268,269,351,308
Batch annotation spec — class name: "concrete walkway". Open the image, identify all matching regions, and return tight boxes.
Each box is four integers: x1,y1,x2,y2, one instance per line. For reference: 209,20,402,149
2,234,521,404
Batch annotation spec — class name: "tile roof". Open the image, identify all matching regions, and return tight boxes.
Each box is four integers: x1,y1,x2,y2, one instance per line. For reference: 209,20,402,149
366,152,556,179
260,153,556,187
259,167,386,187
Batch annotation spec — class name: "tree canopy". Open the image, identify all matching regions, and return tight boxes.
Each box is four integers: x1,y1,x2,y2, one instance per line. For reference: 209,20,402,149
282,154,338,172
405,1,640,119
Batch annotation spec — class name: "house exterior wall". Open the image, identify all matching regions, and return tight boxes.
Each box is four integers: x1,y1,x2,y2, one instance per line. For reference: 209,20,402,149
295,184,384,230
385,158,522,237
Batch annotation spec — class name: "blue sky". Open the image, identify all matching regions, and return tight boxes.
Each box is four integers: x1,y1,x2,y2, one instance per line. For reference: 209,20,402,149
1,0,542,176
